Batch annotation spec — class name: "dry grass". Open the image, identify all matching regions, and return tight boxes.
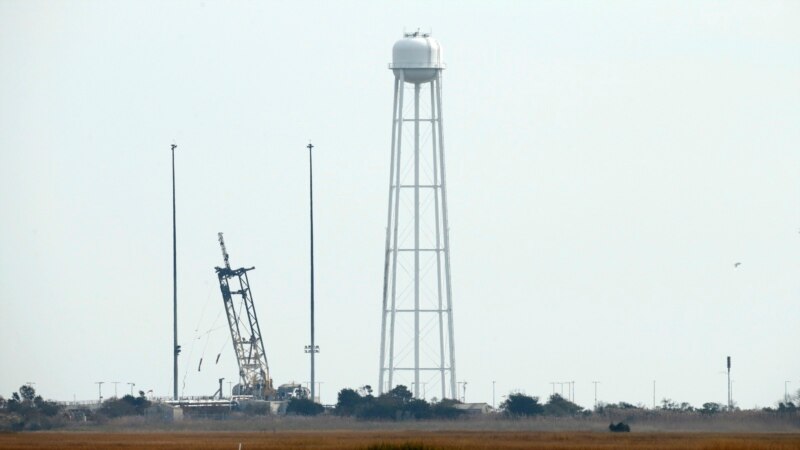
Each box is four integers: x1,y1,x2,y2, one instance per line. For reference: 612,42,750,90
0,431,799,450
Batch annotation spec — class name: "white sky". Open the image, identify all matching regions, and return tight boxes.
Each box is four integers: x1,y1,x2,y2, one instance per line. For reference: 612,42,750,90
1,0,798,409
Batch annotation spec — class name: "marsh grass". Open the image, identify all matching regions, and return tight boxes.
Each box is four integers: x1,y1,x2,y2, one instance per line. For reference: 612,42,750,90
0,431,798,450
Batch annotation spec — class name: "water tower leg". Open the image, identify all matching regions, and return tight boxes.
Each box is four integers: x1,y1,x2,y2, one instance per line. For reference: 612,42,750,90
387,72,406,394
379,76,401,395
430,80,447,401
413,81,421,399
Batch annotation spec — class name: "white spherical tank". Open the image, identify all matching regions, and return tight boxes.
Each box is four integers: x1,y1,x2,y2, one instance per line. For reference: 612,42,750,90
391,32,443,83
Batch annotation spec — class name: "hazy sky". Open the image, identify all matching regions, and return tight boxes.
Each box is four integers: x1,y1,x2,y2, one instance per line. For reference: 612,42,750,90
1,1,798,409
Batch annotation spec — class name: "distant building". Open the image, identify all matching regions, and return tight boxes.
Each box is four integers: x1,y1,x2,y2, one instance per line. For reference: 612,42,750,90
453,402,492,415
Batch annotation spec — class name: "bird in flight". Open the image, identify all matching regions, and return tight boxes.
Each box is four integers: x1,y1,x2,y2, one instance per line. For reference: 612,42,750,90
734,262,741,268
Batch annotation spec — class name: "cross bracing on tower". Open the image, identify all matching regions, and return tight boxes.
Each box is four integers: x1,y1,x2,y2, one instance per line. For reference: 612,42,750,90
379,32,457,401
214,232,274,399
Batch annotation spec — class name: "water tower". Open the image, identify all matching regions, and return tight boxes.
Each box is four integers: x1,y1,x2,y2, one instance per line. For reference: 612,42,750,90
378,31,457,400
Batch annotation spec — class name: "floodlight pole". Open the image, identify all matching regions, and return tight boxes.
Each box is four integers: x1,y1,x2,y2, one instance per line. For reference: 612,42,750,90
95,381,104,403
307,141,317,404
171,143,179,401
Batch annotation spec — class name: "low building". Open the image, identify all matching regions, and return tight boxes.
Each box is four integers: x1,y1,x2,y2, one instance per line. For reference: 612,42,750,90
453,402,492,415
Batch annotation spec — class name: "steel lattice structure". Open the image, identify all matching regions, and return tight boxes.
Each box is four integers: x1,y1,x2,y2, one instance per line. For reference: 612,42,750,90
379,32,457,400
214,232,273,399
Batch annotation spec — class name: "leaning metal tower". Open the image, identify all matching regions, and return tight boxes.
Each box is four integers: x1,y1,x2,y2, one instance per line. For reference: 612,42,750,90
379,31,456,400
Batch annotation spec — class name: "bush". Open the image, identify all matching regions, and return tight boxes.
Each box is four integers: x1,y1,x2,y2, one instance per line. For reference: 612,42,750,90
609,421,631,432
99,393,151,418
0,385,65,431
543,394,583,416
335,388,364,416
500,393,544,417
701,402,722,415
286,397,324,416
334,385,465,421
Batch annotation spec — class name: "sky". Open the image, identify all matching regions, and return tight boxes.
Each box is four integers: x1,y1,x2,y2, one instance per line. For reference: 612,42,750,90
0,0,798,409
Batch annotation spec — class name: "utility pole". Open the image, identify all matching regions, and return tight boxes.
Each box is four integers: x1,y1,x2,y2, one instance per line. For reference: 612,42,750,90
95,381,104,403
653,380,656,409
492,380,496,409
171,143,179,401
592,381,599,409
550,382,556,395
786,381,791,404
128,382,135,396
305,141,319,404
112,381,120,398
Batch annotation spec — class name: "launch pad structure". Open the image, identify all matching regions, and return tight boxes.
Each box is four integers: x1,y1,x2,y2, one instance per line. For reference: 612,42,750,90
214,232,274,399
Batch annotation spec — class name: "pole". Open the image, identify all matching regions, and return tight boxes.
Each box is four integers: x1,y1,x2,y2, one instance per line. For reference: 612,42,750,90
786,381,791,404
592,381,599,409
379,77,401,397
653,380,656,409
435,74,457,399
308,141,316,404
413,83,421,399
128,383,135,396
95,381,104,403
112,381,119,398
727,356,731,410
171,143,178,401
492,381,496,409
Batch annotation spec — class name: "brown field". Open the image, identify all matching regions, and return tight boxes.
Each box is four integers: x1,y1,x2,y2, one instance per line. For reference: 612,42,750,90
1,431,799,450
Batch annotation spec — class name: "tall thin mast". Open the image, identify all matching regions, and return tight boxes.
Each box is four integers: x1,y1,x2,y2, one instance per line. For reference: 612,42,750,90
171,143,178,401
307,142,317,403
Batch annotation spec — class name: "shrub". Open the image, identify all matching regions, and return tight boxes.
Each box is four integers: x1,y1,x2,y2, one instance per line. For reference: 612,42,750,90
0,385,65,431
286,397,324,416
500,393,544,417
543,394,583,416
99,393,151,418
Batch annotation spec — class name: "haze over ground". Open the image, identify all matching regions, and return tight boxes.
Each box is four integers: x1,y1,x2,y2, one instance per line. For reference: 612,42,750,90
1,1,798,408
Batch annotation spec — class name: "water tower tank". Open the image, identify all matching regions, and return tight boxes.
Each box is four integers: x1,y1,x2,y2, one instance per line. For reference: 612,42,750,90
391,32,443,83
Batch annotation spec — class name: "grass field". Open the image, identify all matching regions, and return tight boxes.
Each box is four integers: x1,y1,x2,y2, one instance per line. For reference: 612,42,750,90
1,431,799,450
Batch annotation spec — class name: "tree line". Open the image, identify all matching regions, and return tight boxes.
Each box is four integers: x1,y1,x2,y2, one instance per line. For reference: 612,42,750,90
0,385,153,431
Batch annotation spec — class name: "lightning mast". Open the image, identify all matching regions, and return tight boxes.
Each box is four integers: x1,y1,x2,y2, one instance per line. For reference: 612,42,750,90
214,233,273,399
